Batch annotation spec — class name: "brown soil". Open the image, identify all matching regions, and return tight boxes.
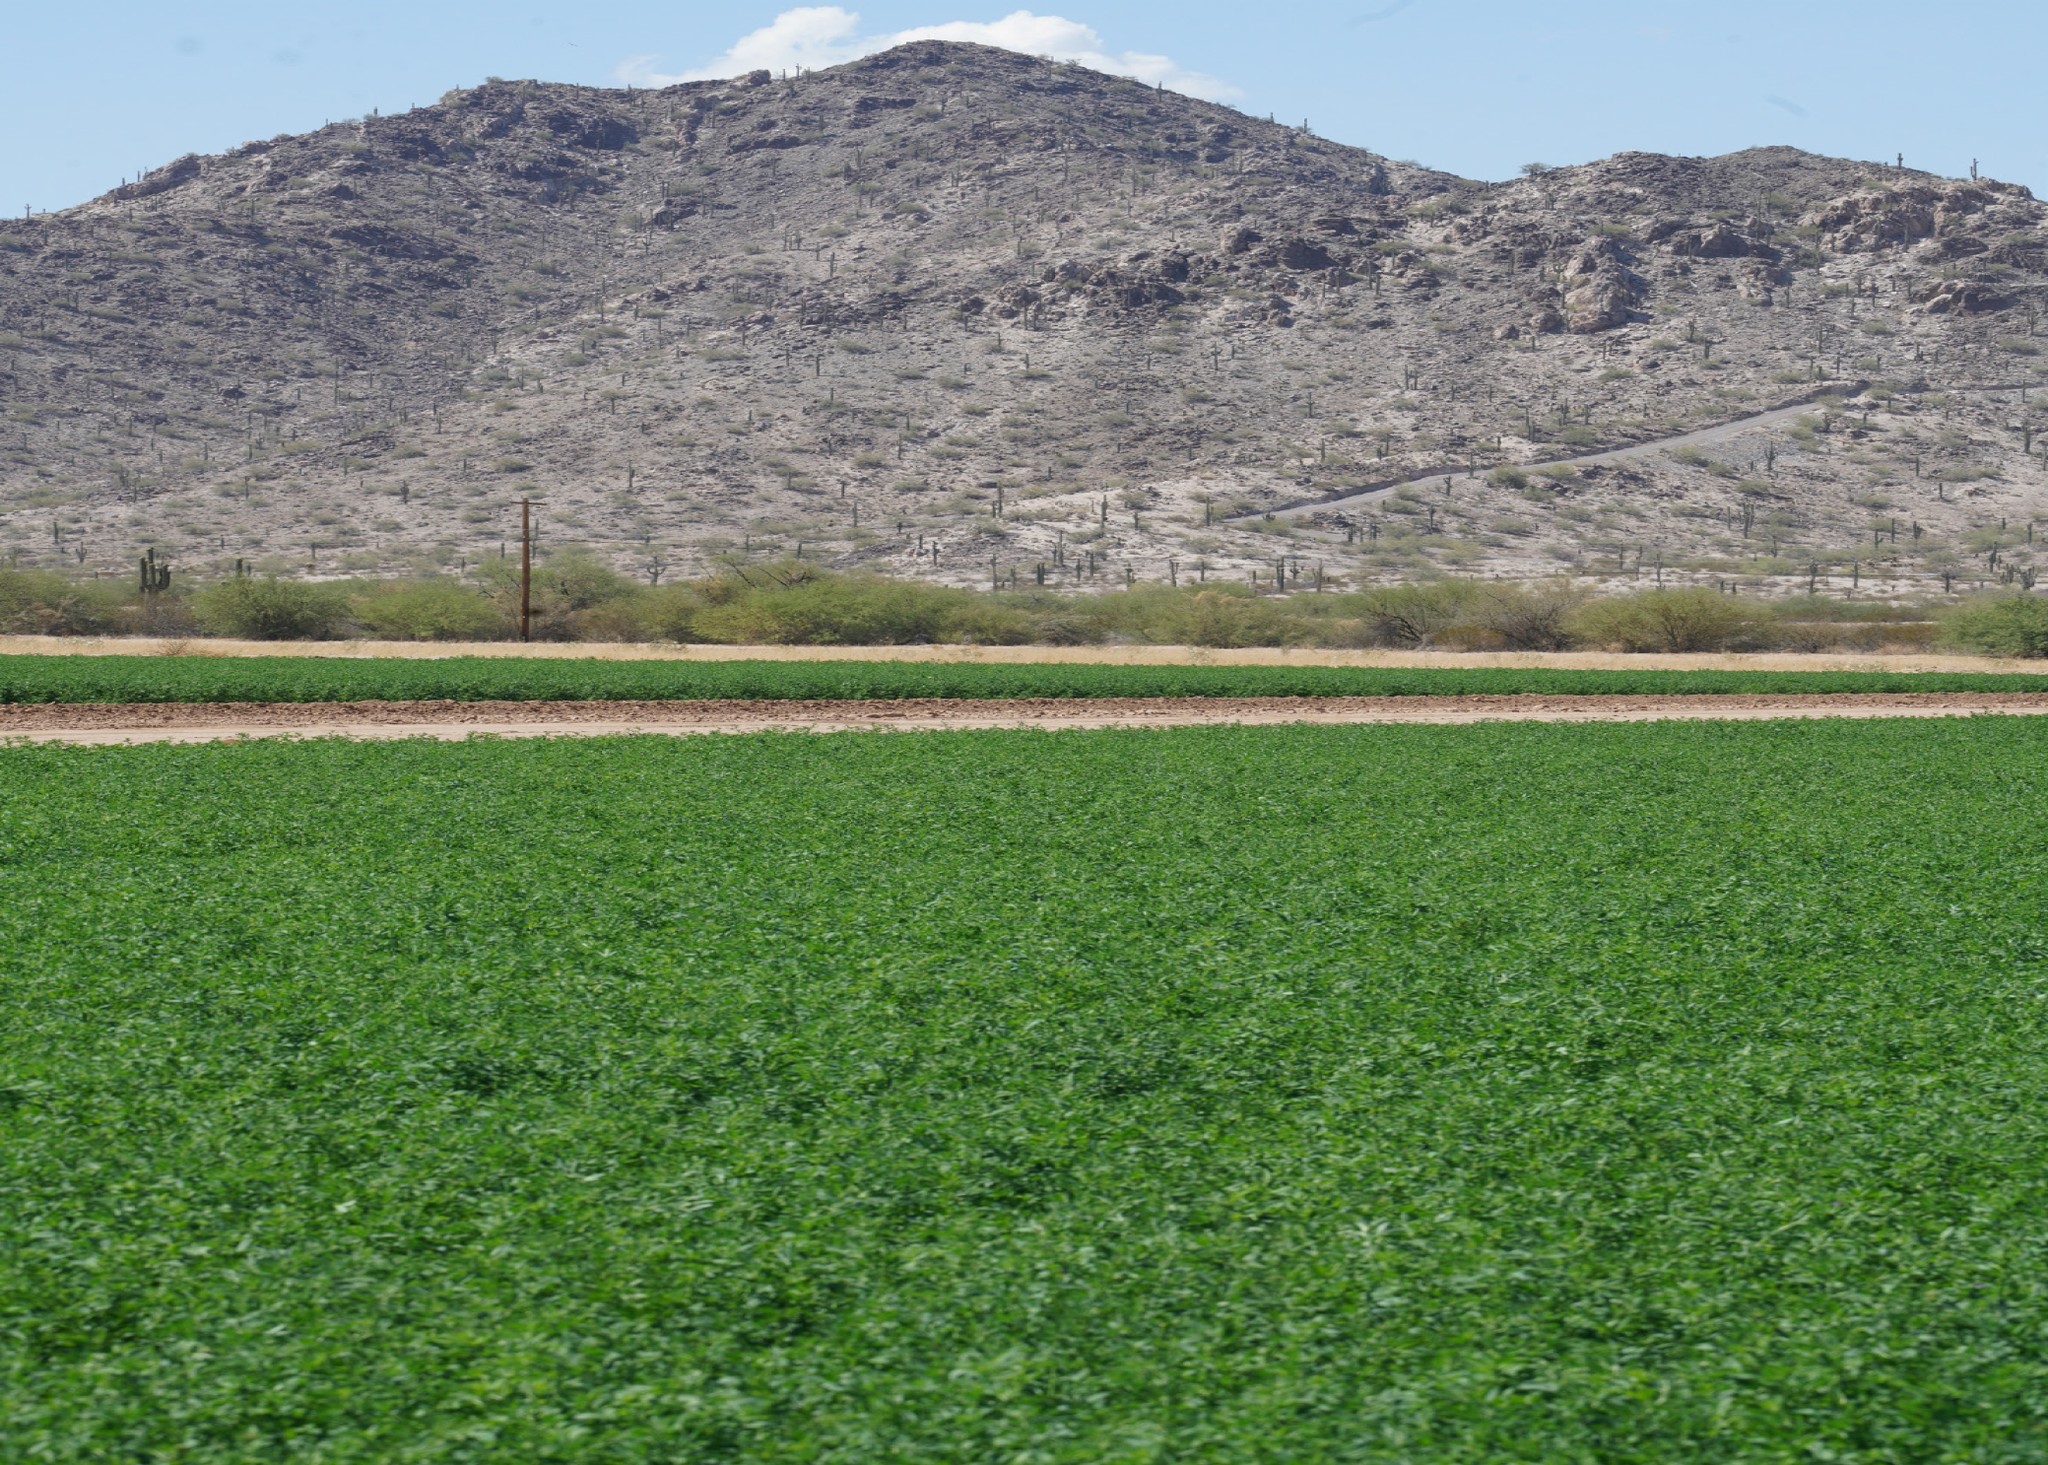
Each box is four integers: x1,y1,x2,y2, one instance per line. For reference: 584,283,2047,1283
10,693,2048,745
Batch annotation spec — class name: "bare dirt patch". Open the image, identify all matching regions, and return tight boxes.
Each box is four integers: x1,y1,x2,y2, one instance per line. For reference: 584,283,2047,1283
11,694,2048,745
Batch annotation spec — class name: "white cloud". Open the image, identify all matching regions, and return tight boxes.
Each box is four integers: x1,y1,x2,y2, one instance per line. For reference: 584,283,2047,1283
617,7,1239,101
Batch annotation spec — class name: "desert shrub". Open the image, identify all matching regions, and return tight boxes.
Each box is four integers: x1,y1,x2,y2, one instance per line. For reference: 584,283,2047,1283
534,550,644,612
945,601,1037,645
638,585,709,643
1940,595,2048,657
353,579,505,641
0,569,128,636
570,600,657,643
1569,588,1772,653
1475,581,1588,651
691,571,977,645
192,577,354,640
1061,585,1201,644
1318,580,1584,651
1028,613,1109,646
473,550,647,640
1168,589,1302,648
1057,584,1314,648
1778,620,1941,654
1333,581,1490,648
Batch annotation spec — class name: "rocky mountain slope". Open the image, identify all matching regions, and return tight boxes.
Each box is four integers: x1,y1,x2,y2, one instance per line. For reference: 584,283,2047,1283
4,41,2047,598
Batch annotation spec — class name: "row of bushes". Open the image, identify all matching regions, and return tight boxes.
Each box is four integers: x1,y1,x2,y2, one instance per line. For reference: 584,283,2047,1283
0,558,2036,654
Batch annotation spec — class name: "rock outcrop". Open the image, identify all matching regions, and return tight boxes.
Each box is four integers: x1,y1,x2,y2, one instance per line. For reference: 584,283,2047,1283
1560,237,1643,332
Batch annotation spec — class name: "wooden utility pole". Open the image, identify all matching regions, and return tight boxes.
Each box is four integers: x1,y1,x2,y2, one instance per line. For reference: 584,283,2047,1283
520,498,534,642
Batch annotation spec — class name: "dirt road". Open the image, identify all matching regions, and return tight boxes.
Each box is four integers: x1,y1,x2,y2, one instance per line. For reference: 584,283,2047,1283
10,693,2048,745
1263,380,2036,523
1267,397,1838,522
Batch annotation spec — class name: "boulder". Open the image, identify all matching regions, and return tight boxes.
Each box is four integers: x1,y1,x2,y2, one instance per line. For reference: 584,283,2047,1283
1565,278,1634,332
1089,270,1185,309
1736,260,1791,303
1558,237,1642,332
1799,181,2025,254
1916,277,2010,315
1916,234,1989,262
1684,222,1756,258
991,284,1040,318
542,108,636,151
1220,225,1261,256
1562,236,1627,277
1991,236,2048,271
1280,238,1336,271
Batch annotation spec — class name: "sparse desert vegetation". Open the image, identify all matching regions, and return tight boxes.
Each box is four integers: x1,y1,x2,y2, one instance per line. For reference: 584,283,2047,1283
5,46,2048,603
1,560,2025,653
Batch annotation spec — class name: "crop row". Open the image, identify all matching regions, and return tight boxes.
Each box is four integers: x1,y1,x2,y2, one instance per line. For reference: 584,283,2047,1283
7,653,2048,703
5,720,2048,1459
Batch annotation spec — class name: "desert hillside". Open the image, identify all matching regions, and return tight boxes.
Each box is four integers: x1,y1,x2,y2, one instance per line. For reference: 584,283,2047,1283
3,41,2045,596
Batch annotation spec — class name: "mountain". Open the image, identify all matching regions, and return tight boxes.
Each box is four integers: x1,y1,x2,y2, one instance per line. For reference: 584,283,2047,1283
3,41,2046,597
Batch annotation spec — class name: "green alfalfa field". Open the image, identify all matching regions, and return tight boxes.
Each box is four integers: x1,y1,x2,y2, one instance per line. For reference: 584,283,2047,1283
7,652,2048,703
3,718,2046,1461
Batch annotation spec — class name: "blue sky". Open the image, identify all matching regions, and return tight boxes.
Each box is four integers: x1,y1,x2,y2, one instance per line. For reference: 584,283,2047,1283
7,1,2042,213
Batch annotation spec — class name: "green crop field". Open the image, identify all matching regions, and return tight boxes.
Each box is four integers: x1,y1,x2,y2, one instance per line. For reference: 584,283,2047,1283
5,721,2047,1461
5,652,2048,704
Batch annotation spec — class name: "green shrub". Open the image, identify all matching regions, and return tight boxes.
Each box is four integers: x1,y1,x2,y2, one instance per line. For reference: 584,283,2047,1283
1940,595,2048,657
0,569,128,636
192,577,354,640
1333,581,1490,648
691,571,977,646
1165,589,1302,648
1031,582,1331,648
1569,588,1772,653
947,601,1038,645
473,550,648,641
1476,581,1588,651
568,599,656,643
353,579,506,642
534,550,644,613
625,586,692,643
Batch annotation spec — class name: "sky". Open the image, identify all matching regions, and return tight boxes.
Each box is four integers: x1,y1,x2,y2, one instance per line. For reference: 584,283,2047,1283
7,1,2044,214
